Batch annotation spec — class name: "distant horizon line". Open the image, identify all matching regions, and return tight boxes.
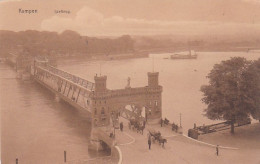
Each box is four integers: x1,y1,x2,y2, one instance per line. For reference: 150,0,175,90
1,29,260,38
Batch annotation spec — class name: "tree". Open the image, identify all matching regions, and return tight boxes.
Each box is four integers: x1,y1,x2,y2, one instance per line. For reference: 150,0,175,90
241,58,260,121
201,57,253,134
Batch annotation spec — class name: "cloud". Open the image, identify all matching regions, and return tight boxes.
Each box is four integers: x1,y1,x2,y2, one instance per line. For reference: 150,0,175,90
41,7,104,35
41,6,260,36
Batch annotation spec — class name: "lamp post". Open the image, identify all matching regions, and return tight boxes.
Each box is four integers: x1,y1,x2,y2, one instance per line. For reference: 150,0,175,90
180,113,182,128
114,123,116,138
112,113,116,138
178,113,183,134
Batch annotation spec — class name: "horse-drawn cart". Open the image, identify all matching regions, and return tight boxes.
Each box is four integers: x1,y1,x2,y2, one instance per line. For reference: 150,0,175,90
129,119,145,134
148,129,167,147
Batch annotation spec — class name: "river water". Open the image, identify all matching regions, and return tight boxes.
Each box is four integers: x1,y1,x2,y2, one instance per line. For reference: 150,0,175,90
1,51,260,163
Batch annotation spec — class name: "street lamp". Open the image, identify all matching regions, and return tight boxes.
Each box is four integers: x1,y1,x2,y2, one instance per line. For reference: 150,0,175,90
113,122,116,138
111,113,116,138
180,113,182,128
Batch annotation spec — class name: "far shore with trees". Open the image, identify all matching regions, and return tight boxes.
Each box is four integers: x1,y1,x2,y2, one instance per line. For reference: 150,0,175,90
201,57,260,134
0,30,135,58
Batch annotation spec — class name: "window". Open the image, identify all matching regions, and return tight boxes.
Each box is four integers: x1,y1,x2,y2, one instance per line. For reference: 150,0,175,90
155,101,158,106
101,107,105,115
94,108,97,115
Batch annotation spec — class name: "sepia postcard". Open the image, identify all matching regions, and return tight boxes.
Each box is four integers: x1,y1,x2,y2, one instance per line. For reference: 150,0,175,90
0,0,260,163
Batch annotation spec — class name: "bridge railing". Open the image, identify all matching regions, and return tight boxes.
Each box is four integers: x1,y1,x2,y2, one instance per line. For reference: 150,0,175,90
35,63,95,91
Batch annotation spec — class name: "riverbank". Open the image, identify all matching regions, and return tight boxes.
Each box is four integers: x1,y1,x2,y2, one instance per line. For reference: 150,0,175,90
137,46,260,54
53,51,148,61
114,118,260,164
198,122,260,149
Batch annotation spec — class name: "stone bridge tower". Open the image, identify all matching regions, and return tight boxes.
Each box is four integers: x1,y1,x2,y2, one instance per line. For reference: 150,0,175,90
92,75,110,128
146,72,162,124
90,72,162,150
89,75,111,151
91,72,163,128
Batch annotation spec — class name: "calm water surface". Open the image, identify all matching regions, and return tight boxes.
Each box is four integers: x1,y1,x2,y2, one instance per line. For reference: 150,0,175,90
1,51,260,163
0,66,108,163
59,51,260,129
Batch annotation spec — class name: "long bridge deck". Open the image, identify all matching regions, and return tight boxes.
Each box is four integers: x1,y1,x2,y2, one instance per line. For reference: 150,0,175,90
34,64,95,113
39,65,95,91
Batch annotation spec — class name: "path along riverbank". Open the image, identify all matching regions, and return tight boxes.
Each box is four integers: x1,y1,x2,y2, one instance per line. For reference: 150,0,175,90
114,118,260,164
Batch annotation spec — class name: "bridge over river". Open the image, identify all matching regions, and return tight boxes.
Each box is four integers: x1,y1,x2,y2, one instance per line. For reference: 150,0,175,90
19,57,161,161
6,55,254,164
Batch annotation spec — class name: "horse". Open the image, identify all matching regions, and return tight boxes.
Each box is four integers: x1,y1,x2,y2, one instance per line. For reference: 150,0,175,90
149,130,167,147
129,119,142,132
164,118,170,125
149,130,161,142
158,136,167,148
137,125,145,135
130,119,136,125
129,119,137,130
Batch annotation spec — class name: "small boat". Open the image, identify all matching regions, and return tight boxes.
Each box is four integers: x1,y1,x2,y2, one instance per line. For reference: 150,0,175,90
171,50,197,59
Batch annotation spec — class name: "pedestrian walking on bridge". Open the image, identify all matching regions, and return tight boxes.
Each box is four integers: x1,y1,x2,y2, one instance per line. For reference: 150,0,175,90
148,137,151,150
147,133,152,150
216,145,219,156
120,122,123,131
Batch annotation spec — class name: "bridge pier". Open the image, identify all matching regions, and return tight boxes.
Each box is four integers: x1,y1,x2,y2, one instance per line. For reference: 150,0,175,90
89,127,115,151
89,129,103,151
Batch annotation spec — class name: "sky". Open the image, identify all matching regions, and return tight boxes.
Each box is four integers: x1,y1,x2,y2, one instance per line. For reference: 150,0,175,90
0,0,260,36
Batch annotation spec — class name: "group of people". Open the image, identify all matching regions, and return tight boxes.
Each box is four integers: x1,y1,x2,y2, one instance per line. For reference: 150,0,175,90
119,118,220,156
147,132,220,156
128,119,146,134
160,118,179,132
